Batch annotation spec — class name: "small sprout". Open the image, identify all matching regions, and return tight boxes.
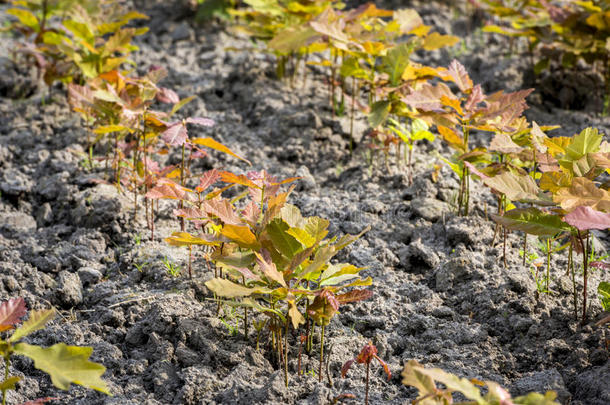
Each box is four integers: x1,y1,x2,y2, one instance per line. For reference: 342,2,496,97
342,342,391,405
162,256,181,278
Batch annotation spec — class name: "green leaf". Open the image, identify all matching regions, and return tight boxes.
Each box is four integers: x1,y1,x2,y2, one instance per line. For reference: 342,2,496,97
7,8,39,30
320,264,363,286
9,309,55,343
416,367,484,403
565,127,602,160
268,26,317,54
0,376,20,391
368,100,391,128
513,391,560,405
383,43,413,86
63,20,94,44
170,96,195,117
491,208,570,237
266,219,302,259
13,343,110,395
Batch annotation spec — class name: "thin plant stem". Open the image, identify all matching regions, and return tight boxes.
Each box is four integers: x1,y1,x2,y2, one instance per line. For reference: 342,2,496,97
2,355,10,405
243,275,248,340
365,362,370,405
350,76,356,154
569,242,578,320
546,238,551,292
284,322,289,388
578,231,590,323
319,324,325,382
523,234,527,267
188,245,192,279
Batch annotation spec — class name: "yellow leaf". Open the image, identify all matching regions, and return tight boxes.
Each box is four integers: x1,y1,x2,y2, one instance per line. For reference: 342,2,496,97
422,32,460,50
437,125,464,150
440,96,463,115
191,137,250,164
165,232,219,247
221,224,259,249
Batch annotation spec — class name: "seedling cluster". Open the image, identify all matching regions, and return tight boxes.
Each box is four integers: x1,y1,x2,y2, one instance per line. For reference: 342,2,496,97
4,0,609,403
481,0,610,111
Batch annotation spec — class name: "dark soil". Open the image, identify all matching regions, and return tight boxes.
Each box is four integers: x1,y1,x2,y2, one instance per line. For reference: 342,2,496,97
0,1,608,404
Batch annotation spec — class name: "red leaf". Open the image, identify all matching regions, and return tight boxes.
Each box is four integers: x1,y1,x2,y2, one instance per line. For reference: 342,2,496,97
156,87,180,104
161,123,187,146
241,201,260,225
445,59,472,92
145,182,186,200
186,117,215,127
564,206,610,231
201,199,243,225
196,169,220,192
341,359,355,378
356,342,378,364
336,289,373,304
319,289,340,311
373,355,392,381
0,297,27,331
464,84,485,111
174,207,204,219
590,261,610,270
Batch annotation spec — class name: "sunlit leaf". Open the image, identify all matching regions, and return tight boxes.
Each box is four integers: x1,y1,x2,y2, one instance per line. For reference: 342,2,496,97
10,309,55,343
564,206,610,231
491,208,570,237
13,343,110,394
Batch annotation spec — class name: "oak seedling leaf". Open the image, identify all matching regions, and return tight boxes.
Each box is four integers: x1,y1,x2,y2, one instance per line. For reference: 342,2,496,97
564,206,610,231
165,232,220,247
402,82,455,111
220,224,260,249
191,137,250,164
145,182,187,200
564,127,602,160
161,123,188,146
335,289,373,304
443,59,472,92
13,343,110,395
393,9,424,33
489,133,523,154
255,251,287,288
205,278,272,298
483,171,541,203
554,177,610,212
9,309,55,343
201,199,243,225
156,87,179,104
0,297,27,332
491,208,570,237
417,367,484,403
0,376,20,392
422,32,460,51
342,342,391,381
401,360,439,402
196,169,221,192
